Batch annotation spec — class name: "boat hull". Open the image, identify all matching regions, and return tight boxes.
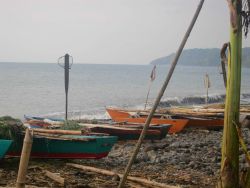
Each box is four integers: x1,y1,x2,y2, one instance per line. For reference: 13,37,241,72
106,108,188,134
186,118,224,130
0,139,13,159
7,135,117,159
87,124,171,140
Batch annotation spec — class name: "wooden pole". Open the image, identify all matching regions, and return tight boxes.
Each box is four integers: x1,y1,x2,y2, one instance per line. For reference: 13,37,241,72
64,54,70,120
144,81,153,110
204,73,210,104
220,0,242,187
118,1,205,187
144,65,156,110
16,129,33,188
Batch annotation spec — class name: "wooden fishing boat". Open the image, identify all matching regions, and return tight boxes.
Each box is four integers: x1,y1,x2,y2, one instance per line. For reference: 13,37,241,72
24,115,64,128
0,139,13,159
106,108,188,133
6,132,117,159
80,123,171,140
138,109,224,129
178,116,224,130
24,115,64,122
106,107,224,130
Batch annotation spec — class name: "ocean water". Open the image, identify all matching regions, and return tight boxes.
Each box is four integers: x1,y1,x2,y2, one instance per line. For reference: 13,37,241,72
0,62,250,119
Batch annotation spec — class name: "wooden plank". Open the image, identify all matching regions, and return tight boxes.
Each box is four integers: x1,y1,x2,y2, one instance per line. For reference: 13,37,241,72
44,170,65,186
66,163,179,188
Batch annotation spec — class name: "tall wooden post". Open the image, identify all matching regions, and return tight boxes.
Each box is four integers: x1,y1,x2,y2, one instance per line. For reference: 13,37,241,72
16,129,33,188
64,54,70,120
220,0,242,187
58,54,72,121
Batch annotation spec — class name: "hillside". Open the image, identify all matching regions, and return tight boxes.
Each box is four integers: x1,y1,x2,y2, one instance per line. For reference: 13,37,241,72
150,47,250,67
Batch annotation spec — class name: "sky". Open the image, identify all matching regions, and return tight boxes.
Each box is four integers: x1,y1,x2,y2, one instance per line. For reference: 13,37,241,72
0,0,249,65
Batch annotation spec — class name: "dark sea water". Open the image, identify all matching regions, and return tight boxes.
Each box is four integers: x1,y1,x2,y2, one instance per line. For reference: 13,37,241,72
0,62,250,119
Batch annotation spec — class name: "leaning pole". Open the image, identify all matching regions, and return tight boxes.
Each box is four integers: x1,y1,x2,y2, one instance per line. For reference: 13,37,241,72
219,0,242,187
118,1,205,187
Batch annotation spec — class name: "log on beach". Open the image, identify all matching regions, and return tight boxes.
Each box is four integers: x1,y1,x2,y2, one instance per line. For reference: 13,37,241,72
66,163,179,188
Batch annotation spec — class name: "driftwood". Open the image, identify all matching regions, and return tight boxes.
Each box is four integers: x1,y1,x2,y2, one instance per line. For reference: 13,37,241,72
66,163,179,188
44,170,65,186
127,181,147,188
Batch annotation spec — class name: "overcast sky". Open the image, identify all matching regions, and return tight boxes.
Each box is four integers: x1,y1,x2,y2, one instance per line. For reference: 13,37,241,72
0,0,249,64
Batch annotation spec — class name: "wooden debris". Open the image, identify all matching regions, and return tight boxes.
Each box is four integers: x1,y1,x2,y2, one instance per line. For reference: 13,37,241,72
44,170,65,186
66,163,179,188
127,181,147,188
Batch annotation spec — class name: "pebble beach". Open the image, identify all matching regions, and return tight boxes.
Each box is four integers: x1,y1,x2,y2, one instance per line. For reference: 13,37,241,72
1,127,249,187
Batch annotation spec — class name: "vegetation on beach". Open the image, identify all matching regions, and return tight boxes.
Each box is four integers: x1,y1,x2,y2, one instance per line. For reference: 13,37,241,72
0,116,24,140
219,0,250,187
60,120,82,130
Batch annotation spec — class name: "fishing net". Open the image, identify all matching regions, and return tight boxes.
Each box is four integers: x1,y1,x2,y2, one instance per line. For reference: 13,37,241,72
242,0,250,37
0,116,24,140
60,120,82,130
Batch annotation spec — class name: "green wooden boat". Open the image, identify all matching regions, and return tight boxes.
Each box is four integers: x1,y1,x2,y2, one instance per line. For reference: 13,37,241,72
0,139,13,159
6,134,117,159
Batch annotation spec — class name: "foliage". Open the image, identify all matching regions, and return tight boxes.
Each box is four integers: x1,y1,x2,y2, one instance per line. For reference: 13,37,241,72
0,116,24,140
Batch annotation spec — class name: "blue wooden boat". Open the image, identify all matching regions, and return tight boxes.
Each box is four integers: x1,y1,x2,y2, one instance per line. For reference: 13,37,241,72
24,115,64,122
0,139,13,159
6,132,117,159
24,115,64,128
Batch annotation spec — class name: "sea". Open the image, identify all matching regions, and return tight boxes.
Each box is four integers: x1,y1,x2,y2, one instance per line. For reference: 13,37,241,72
1,62,250,120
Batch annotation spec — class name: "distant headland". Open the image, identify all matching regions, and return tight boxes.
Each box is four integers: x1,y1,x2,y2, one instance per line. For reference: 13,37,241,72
150,47,250,67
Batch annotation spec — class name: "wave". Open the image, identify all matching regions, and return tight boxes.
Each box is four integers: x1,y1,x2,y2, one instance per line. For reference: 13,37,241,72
158,93,250,107
42,110,110,120
33,93,250,120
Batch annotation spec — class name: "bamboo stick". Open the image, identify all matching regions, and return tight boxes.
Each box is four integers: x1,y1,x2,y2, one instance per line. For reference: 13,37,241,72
16,129,33,188
66,163,179,188
118,1,204,187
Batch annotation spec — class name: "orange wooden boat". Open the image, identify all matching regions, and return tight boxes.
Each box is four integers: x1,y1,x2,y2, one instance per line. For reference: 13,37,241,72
185,117,223,129
106,108,189,134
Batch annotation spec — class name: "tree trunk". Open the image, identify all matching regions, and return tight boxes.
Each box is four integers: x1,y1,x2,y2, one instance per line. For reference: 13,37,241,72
220,0,242,187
